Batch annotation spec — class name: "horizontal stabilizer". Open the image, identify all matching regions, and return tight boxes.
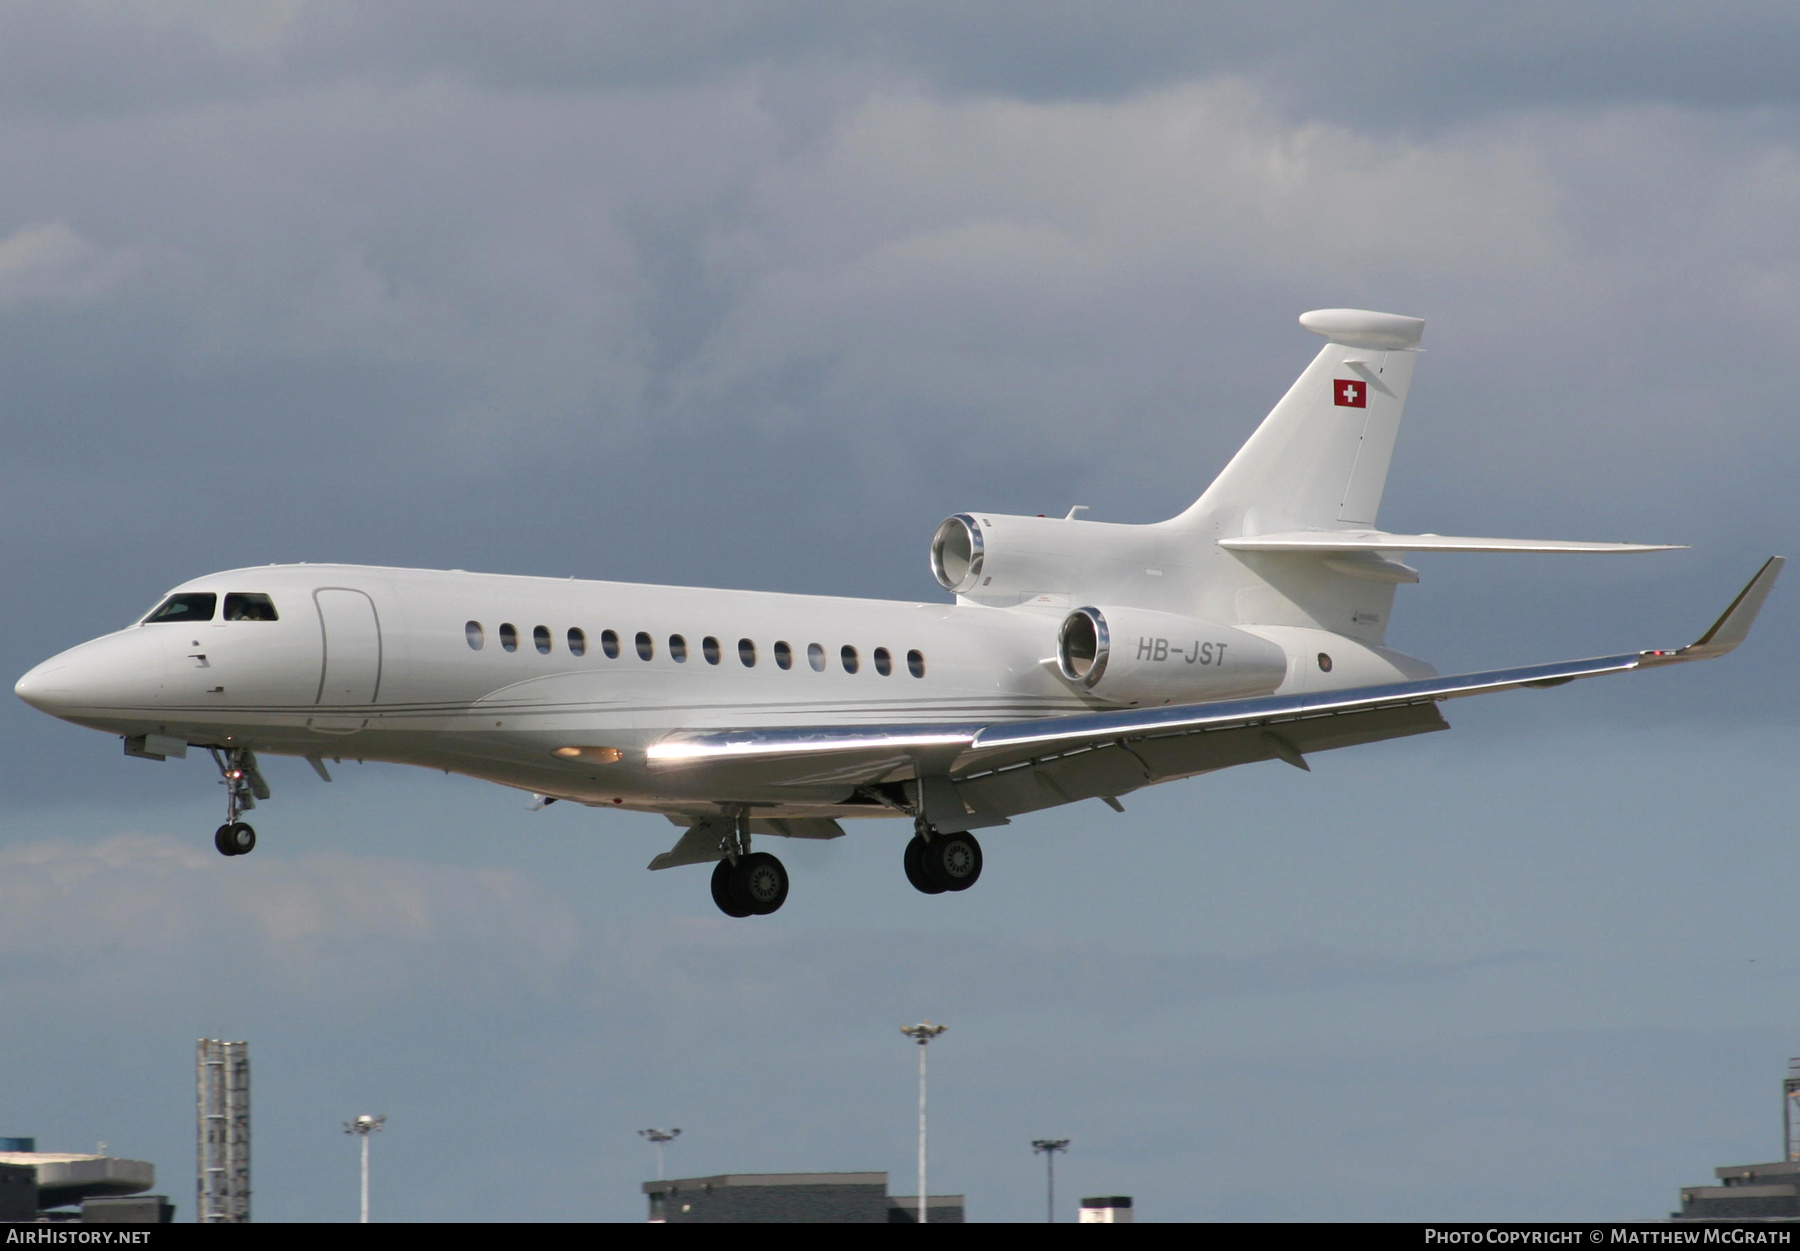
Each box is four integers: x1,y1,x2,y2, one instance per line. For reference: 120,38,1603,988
1220,531,1683,554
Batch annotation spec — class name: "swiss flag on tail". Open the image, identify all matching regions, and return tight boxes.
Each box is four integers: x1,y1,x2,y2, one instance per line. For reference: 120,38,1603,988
1333,379,1367,408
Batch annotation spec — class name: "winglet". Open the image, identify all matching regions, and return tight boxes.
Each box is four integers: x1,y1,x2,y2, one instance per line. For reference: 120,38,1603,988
1647,557,1786,663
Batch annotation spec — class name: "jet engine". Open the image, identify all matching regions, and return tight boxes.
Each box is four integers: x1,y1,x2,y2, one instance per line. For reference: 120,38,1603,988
930,512,1167,607
1055,606,1287,707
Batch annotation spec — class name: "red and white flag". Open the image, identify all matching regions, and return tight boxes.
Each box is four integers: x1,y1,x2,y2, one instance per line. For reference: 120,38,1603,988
1333,379,1367,408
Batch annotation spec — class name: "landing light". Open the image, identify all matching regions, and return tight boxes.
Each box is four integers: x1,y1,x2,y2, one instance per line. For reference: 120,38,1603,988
552,746,623,764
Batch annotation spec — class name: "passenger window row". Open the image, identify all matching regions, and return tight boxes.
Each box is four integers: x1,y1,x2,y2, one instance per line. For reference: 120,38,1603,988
464,621,926,677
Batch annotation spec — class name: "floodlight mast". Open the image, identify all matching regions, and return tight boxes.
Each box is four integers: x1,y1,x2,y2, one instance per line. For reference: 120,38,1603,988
1032,1138,1071,1222
899,1022,947,1224
638,1128,681,1181
343,1114,385,1224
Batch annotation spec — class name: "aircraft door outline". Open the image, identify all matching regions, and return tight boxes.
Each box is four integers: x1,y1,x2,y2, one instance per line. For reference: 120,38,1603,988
313,588,382,705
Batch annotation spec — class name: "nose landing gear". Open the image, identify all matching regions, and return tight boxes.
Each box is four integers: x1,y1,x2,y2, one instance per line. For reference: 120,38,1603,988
214,822,256,856
208,746,269,857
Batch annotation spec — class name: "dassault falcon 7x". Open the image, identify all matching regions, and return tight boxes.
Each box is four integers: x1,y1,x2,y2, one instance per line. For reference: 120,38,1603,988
15,309,1783,917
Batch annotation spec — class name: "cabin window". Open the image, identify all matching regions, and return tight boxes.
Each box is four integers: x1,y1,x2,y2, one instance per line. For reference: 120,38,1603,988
703,636,721,665
602,629,620,659
873,646,892,676
534,625,552,655
636,631,654,661
670,634,688,663
466,621,484,650
774,641,793,670
143,593,216,625
223,593,278,621
907,649,926,678
500,623,519,652
738,638,757,667
807,643,826,672
841,645,859,674
568,628,587,657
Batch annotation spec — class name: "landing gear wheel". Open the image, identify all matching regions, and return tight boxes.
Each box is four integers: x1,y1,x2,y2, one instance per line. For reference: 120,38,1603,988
934,830,982,891
911,830,982,892
711,859,753,918
215,822,256,857
729,851,789,916
904,835,947,895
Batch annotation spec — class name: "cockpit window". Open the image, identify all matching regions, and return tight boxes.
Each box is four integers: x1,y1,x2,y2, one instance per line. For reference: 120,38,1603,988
223,593,278,621
143,593,217,624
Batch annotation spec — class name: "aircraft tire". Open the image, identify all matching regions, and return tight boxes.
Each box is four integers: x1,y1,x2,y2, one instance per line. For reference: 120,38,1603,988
730,851,789,916
217,822,256,856
920,830,982,892
710,859,753,918
903,836,948,895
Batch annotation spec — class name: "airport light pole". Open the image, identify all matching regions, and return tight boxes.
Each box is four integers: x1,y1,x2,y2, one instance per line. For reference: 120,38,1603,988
1032,1138,1070,1222
638,1128,681,1181
899,1022,947,1224
343,1114,385,1223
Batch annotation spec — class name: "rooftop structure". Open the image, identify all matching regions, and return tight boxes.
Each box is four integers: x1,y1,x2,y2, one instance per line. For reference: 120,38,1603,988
0,1151,156,1210
0,1142,171,1223
1080,1195,1135,1223
1675,1160,1800,1220
644,1171,964,1223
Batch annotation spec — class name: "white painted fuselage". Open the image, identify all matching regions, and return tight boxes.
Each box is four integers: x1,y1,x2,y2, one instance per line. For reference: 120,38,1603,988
15,563,1134,816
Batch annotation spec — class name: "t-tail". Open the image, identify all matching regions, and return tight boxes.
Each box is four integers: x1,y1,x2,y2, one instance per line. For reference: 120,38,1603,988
1163,309,1681,649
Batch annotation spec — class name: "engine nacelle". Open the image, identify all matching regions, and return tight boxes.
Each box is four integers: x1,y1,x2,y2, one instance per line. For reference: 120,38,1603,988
1056,606,1287,707
930,512,1164,607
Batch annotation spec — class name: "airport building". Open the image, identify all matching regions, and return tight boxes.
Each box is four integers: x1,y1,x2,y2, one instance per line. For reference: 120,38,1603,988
644,1172,964,1223
0,1137,173,1223
1673,1160,1800,1220
1669,1056,1800,1220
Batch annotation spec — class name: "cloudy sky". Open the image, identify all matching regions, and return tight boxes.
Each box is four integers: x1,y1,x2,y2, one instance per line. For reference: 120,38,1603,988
3,0,1799,1222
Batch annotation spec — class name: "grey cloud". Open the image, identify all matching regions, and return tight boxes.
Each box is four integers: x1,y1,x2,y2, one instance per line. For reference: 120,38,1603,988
6,2,1800,127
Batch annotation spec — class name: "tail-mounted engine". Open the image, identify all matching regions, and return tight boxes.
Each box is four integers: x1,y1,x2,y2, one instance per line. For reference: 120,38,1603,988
930,512,1167,607
1056,605,1287,707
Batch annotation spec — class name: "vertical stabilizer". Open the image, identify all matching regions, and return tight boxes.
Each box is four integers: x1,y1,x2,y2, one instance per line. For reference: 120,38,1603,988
1164,310,1426,645
1174,309,1423,534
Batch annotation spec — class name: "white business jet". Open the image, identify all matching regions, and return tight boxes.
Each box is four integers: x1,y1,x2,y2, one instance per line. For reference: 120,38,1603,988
15,309,1783,917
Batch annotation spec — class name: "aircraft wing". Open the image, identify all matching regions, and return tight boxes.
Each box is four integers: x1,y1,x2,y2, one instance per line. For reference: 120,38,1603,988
645,558,1783,824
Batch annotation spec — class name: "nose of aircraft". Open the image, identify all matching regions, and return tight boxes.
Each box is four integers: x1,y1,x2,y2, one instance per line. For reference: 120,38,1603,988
14,657,72,713
16,630,166,720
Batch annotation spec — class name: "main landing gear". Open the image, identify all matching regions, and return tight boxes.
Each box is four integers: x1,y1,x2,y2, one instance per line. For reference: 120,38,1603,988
209,746,269,858
709,810,789,918
904,818,983,894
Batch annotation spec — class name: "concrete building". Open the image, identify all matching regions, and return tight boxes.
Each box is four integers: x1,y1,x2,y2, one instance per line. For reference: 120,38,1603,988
0,1165,35,1223
0,1137,172,1223
644,1172,964,1223
1080,1196,1135,1223
1674,1160,1800,1220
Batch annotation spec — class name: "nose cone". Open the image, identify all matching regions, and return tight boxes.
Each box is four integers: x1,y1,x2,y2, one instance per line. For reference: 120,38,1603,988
16,630,165,722
15,657,72,713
